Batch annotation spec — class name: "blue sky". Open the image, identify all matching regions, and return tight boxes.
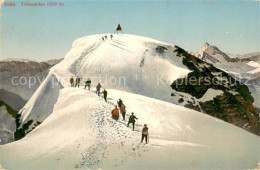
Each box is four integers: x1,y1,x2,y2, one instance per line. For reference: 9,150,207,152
1,0,259,61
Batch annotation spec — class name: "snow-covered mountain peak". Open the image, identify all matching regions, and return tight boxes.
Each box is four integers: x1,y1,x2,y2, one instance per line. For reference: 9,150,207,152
196,42,209,58
196,42,234,63
66,34,172,63
52,33,189,104
1,34,259,169
17,34,192,133
16,34,259,135
71,34,171,49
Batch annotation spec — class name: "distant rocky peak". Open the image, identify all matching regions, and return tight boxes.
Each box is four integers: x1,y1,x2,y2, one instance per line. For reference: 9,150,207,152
196,42,209,58
196,42,244,63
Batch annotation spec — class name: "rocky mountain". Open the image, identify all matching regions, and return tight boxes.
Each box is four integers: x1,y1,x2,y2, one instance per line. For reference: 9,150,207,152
173,46,259,135
0,89,27,112
196,42,209,58
0,58,62,110
0,100,17,145
242,52,260,63
45,58,63,65
0,58,62,144
196,43,260,108
196,43,248,63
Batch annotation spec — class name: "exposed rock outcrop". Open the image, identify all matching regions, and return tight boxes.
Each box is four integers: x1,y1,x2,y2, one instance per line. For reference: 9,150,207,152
172,46,260,135
0,58,63,143
0,101,17,144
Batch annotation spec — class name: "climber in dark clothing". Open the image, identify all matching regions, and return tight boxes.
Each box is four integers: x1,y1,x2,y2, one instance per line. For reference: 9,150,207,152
96,83,101,96
75,77,80,88
117,98,122,108
84,78,91,90
127,112,138,131
101,89,107,102
141,124,149,144
120,103,126,121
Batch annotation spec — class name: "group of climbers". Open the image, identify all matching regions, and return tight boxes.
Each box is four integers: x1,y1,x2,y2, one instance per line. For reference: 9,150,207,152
95,82,107,102
70,76,81,88
117,99,126,120
112,98,149,144
111,104,138,130
102,34,113,41
69,76,149,144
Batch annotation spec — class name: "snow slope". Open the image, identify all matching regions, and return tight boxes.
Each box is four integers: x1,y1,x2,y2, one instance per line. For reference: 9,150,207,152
19,73,63,124
55,34,190,103
198,89,224,102
4,34,259,169
0,87,260,169
18,34,191,129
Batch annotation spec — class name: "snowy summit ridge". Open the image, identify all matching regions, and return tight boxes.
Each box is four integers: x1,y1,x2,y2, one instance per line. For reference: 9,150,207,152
0,34,259,169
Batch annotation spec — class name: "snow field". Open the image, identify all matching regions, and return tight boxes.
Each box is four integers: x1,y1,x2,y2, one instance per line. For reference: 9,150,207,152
1,34,259,169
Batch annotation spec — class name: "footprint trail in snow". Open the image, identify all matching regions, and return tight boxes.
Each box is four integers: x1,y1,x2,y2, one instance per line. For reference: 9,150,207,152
75,97,148,168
